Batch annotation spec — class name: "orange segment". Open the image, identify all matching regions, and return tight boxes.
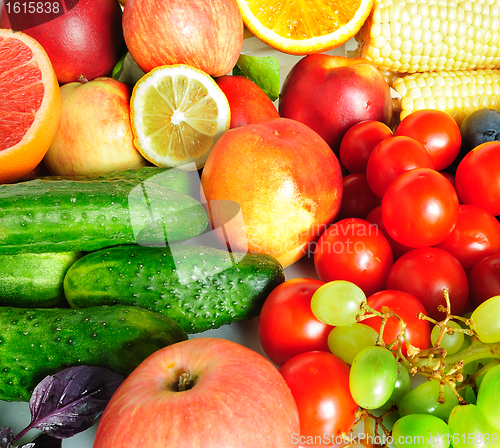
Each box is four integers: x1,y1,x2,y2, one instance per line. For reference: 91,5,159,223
0,29,61,184
236,0,375,55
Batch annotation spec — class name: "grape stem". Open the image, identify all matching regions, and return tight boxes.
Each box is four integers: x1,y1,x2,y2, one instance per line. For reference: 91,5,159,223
349,288,500,445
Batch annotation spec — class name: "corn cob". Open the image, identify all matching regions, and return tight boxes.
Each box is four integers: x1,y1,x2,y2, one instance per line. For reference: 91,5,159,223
357,0,500,74
356,0,500,124
392,68,500,125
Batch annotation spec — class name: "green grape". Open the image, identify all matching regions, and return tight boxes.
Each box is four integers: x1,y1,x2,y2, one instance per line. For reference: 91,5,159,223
349,345,397,410
327,323,378,364
471,295,500,343
310,280,366,326
378,361,412,411
457,337,480,380
398,379,459,421
431,321,465,355
477,363,500,431
393,414,451,448
448,404,499,448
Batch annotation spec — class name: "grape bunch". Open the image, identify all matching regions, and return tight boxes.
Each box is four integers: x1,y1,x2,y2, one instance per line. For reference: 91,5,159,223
310,280,500,447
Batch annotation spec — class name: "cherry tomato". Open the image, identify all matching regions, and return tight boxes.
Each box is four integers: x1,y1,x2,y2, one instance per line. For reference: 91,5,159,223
395,109,461,171
280,351,358,445
258,278,332,367
468,253,500,308
365,205,413,260
366,135,435,198
313,218,394,296
381,168,459,248
339,120,393,174
338,173,381,220
385,247,469,321
435,204,500,272
455,141,500,217
363,290,431,353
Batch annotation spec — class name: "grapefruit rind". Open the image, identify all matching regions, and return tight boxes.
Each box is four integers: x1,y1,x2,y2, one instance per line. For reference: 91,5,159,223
0,29,61,184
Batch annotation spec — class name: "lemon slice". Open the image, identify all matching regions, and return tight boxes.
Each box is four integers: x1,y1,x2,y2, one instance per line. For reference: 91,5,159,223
236,0,374,55
130,64,231,170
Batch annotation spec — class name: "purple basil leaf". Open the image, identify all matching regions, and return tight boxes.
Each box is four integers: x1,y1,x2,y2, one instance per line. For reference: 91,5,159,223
22,366,124,439
0,427,14,448
19,433,62,448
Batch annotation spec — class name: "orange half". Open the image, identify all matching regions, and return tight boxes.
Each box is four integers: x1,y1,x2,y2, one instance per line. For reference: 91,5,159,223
0,29,61,184
236,0,375,55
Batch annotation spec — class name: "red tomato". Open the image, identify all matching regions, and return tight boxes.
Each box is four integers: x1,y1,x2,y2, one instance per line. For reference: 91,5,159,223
339,120,393,174
366,135,435,198
455,141,500,217
366,205,413,260
363,290,431,353
468,253,500,308
381,168,459,248
313,218,394,296
385,247,469,321
258,278,332,366
435,204,500,272
395,109,461,171
280,351,358,445
338,173,381,220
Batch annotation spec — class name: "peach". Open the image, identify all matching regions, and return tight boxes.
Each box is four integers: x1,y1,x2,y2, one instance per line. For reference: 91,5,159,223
44,77,147,177
279,54,393,155
200,118,343,268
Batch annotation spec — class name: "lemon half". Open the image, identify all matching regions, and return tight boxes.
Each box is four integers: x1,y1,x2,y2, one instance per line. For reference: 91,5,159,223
130,64,231,170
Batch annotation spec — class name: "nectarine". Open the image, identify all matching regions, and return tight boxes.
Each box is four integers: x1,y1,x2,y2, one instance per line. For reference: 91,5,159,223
200,118,343,268
279,54,393,155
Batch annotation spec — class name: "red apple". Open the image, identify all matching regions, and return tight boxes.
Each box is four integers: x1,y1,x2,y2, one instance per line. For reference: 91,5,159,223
279,54,393,155
123,0,243,77
0,0,127,85
43,77,147,176
93,338,300,447
215,75,279,128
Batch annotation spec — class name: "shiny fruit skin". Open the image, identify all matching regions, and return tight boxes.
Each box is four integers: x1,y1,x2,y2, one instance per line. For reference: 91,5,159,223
314,218,394,297
94,338,300,447
214,75,279,128
0,0,127,84
280,351,358,443
258,278,332,367
122,0,243,77
468,253,500,307
385,247,469,322
200,118,343,268
279,54,393,155
349,345,398,410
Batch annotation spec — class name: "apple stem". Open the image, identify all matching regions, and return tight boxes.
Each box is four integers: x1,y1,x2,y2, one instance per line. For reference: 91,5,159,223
78,74,89,84
177,370,196,392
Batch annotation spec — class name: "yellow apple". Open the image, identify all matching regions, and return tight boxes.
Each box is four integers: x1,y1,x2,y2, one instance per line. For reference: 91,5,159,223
44,77,148,176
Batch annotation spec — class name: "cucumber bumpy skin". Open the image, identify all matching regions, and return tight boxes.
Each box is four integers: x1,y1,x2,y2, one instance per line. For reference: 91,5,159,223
0,305,188,402
64,244,285,334
0,177,208,255
0,251,82,308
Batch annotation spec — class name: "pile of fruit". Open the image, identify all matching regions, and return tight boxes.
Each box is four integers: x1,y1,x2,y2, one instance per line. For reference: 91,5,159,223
1,0,500,446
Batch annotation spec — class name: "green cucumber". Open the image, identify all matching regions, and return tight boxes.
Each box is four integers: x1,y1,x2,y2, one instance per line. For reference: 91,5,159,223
0,251,82,308
0,305,188,402
37,166,199,198
0,178,208,255
64,244,285,333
